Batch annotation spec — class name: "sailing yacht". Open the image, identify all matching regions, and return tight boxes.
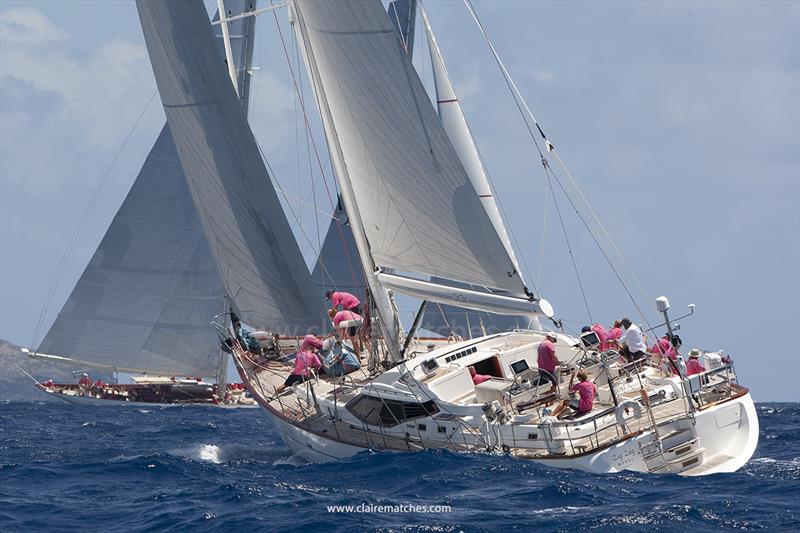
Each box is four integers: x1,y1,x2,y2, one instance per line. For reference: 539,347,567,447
26,1,260,408
138,0,758,474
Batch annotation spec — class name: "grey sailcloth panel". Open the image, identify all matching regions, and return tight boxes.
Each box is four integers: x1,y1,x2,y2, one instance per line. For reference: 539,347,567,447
292,0,526,296
310,0,416,301
310,198,367,297
137,0,324,335
37,1,257,376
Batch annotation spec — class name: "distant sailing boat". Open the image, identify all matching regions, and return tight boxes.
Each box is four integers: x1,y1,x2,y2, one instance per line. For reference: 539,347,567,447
139,0,758,474
27,1,260,408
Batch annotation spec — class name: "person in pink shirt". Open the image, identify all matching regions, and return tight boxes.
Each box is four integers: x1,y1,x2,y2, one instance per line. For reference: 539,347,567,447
591,323,607,346
603,320,623,350
686,349,706,376
329,309,364,355
300,334,323,352
537,333,560,389
469,366,492,385
651,335,679,374
276,348,322,394
553,370,596,418
325,290,362,315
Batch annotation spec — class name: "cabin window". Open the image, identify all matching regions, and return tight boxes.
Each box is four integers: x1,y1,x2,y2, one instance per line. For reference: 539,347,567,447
346,395,439,428
438,426,447,434
417,423,427,431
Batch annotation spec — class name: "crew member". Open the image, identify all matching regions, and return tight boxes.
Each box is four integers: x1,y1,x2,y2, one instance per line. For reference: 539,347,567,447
537,333,560,389
618,318,647,363
325,290,362,315
686,349,706,376
651,335,678,374
469,366,492,386
329,309,364,355
603,320,623,351
275,347,322,394
552,370,596,419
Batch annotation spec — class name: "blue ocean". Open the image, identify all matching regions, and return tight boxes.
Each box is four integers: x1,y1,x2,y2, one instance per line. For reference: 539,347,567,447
0,402,797,532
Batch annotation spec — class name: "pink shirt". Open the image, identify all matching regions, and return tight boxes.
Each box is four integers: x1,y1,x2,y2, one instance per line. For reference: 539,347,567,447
571,380,596,413
537,340,557,375
469,367,491,385
591,324,607,343
603,326,622,351
686,359,705,376
292,350,322,377
651,338,677,359
331,291,360,310
332,310,362,327
300,334,323,351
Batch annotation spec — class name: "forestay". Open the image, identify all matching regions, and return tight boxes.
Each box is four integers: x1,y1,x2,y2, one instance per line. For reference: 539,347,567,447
138,0,325,335
292,0,527,297
37,1,258,377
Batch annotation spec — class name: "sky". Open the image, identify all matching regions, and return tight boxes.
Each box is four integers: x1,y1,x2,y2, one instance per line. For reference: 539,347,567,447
0,0,798,401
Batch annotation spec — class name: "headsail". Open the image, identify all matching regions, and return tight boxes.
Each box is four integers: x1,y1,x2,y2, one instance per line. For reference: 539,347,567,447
419,6,532,334
138,0,324,335
310,197,366,296
36,1,257,377
291,0,527,297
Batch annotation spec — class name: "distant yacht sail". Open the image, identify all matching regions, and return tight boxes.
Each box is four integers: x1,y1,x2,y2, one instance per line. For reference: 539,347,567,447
137,0,325,337
35,1,257,378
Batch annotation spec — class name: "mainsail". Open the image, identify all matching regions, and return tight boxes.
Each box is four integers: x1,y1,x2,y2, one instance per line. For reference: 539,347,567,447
137,0,324,336
36,1,257,377
292,0,550,327
310,0,417,302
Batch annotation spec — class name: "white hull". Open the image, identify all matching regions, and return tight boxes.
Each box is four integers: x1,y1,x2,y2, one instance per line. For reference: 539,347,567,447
265,410,367,462
263,393,758,474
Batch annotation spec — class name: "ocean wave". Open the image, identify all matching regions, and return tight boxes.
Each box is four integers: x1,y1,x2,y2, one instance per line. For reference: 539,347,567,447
0,402,798,531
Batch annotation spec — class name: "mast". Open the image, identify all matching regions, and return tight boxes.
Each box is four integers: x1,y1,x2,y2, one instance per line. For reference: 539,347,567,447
217,0,239,94
290,2,404,360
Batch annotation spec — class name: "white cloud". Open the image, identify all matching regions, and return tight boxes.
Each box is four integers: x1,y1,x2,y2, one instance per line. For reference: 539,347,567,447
0,7,68,45
0,7,156,149
530,67,556,84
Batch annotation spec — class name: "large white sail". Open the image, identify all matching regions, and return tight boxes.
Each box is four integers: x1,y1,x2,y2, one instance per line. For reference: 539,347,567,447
137,0,325,336
310,0,416,302
421,6,520,274
36,1,258,377
292,0,526,296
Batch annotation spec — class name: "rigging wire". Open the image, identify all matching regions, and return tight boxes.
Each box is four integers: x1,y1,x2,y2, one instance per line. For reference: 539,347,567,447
271,1,362,293
543,164,594,324
463,0,654,327
31,91,157,350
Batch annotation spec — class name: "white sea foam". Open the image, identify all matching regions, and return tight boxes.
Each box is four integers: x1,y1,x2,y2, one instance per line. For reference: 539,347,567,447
197,444,222,464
